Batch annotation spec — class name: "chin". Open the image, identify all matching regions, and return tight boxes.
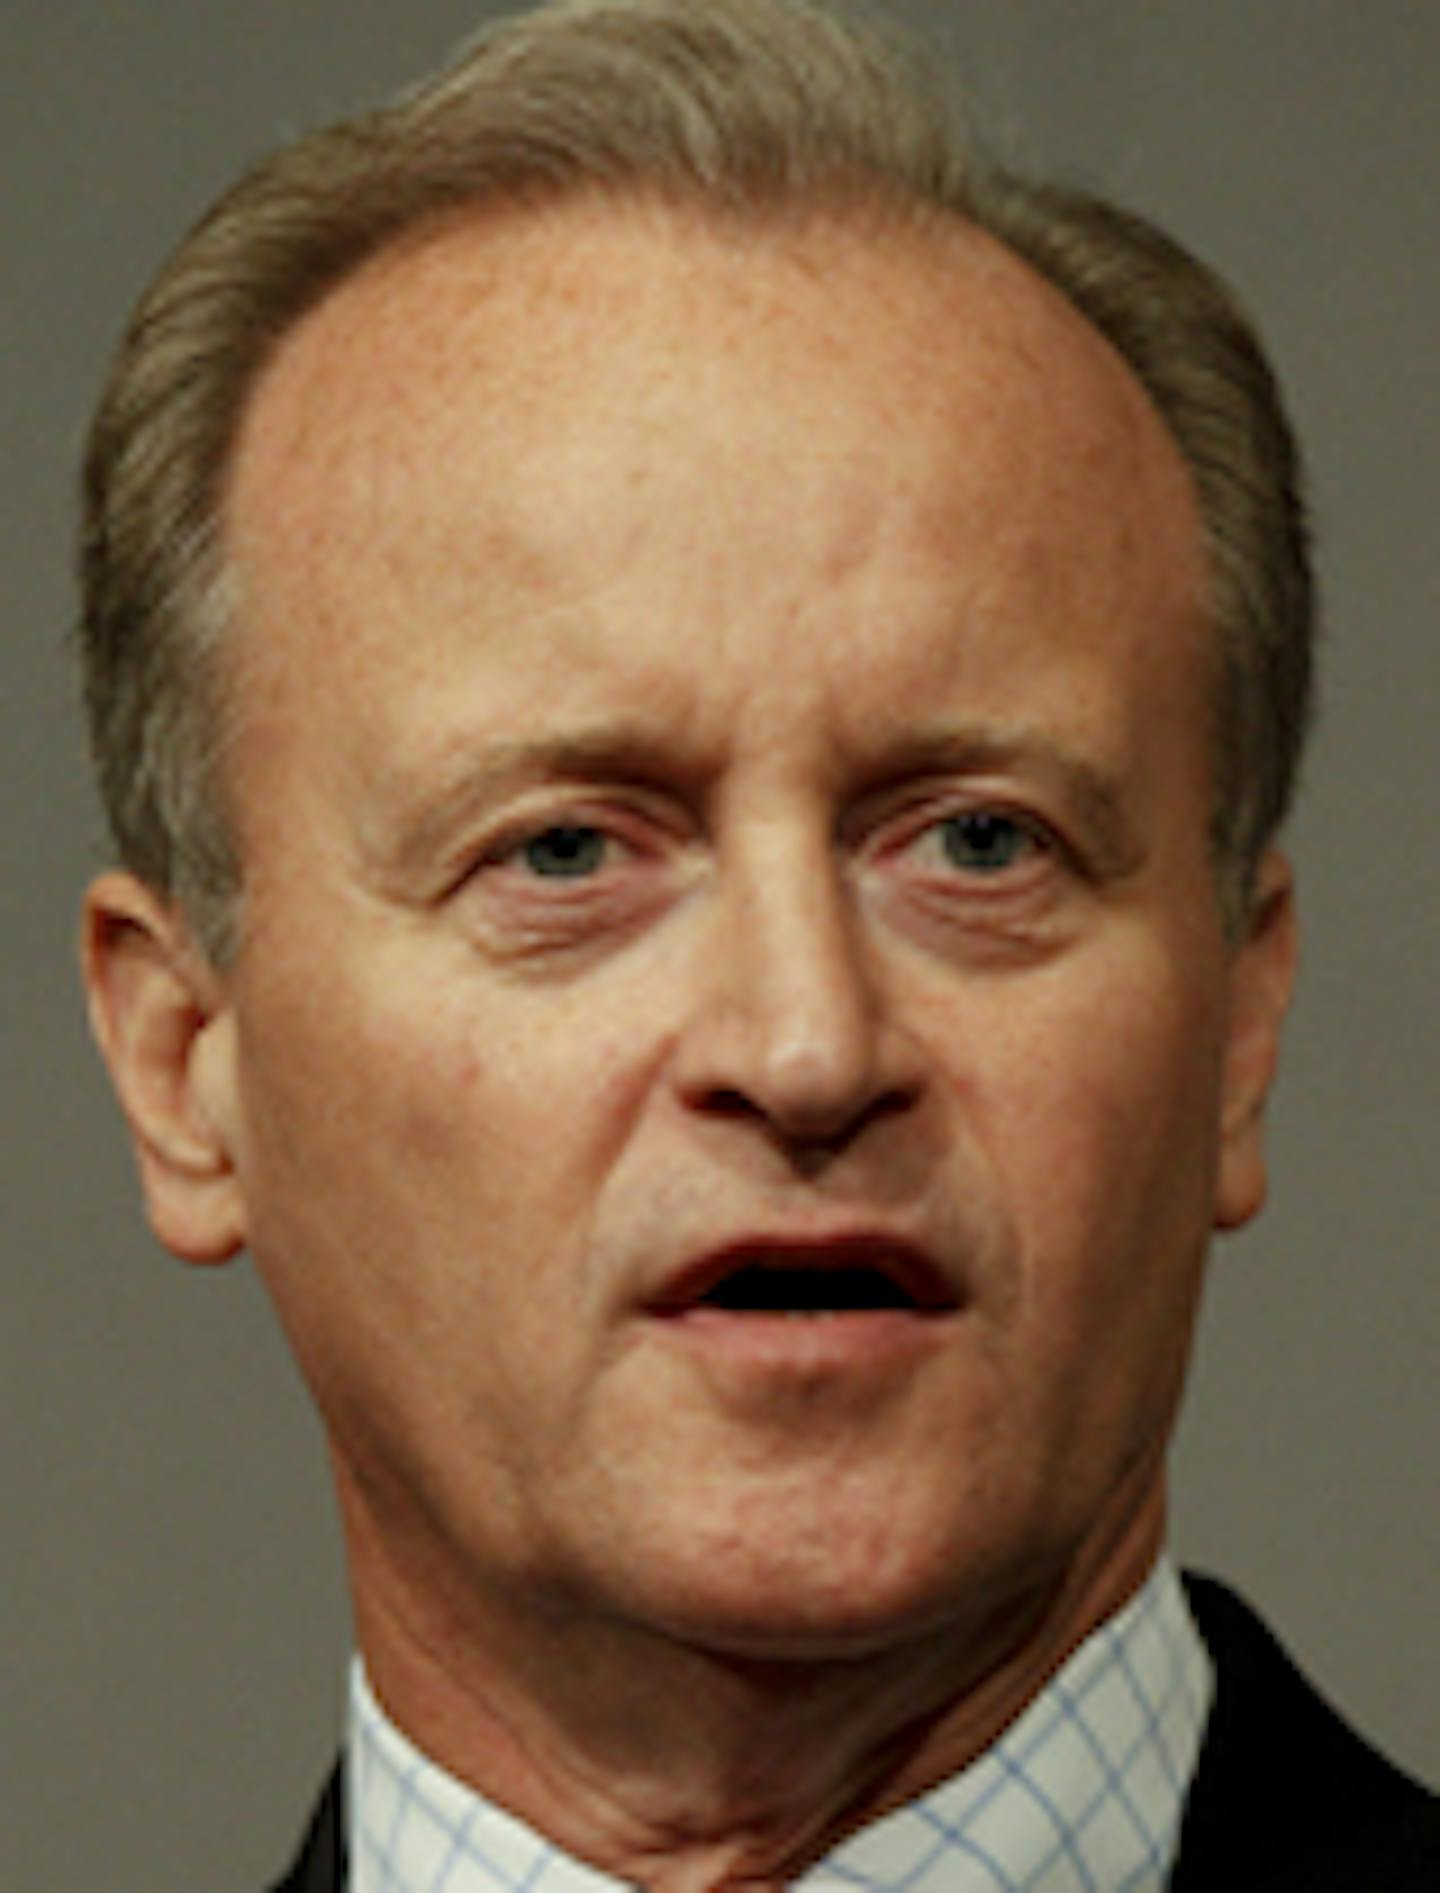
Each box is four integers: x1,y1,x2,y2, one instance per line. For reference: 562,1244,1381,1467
595,1517,1029,1669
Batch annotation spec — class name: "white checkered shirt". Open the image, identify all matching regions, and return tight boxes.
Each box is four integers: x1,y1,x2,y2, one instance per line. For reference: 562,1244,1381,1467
349,1558,1213,1892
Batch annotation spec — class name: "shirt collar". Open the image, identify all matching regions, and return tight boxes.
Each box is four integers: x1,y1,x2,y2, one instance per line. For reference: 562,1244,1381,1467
348,1558,1212,1892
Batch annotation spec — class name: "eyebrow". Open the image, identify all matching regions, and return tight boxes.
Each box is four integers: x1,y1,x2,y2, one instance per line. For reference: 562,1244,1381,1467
374,721,702,876
850,722,1142,871
375,716,1143,879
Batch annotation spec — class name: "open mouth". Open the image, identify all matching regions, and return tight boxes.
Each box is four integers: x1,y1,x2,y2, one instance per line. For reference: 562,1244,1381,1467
652,1238,958,1320
698,1263,924,1314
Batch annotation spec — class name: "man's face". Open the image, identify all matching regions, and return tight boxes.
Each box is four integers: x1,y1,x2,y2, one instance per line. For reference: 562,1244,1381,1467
193,202,1291,1659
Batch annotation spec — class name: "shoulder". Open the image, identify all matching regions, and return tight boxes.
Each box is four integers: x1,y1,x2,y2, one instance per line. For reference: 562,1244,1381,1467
268,1763,345,1893
1174,1573,1440,1891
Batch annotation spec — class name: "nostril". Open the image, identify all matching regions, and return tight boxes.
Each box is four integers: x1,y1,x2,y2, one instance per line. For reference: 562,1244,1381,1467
700,1086,764,1122
691,1080,919,1181
690,1082,854,1172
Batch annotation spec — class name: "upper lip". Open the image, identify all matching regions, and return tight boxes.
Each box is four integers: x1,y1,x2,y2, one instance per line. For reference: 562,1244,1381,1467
645,1229,962,1316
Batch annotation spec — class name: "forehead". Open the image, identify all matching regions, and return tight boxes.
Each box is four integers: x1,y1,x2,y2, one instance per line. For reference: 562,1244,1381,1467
222,195,1207,790
229,195,1201,584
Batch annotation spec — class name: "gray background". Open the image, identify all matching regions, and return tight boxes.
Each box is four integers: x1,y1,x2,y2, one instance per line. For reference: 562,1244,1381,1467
7,2,1437,1886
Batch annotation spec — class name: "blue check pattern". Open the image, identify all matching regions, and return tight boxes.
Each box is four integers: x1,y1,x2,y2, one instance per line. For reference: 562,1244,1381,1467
349,1559,1212,1892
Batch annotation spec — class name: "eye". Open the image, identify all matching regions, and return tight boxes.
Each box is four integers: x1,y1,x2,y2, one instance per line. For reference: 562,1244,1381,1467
454,802,684,965
518,824,612,879
929,809,1037,874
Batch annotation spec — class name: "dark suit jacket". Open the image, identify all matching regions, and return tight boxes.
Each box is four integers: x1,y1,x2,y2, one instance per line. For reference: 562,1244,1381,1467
271,1577,1440,1890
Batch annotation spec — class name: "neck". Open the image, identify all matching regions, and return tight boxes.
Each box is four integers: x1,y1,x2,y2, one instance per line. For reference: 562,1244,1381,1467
339,1473,1167,1892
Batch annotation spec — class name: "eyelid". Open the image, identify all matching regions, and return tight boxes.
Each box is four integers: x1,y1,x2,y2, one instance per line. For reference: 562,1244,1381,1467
911,813,1063,890
466,792,687,883
924,808,1044,861
448,797,693,965
483,814,622,868
862,786,1067,865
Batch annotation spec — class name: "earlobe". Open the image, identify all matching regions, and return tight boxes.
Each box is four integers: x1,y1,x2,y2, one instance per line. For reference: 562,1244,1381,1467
1214,850,1299,1232
81,871,247,1264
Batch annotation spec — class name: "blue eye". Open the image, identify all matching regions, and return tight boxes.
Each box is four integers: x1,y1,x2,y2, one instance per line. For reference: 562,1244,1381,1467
937,811,1032,873
521,825,610,878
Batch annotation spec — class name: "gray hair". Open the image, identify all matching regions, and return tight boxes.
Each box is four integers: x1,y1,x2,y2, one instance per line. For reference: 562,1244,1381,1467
79,0,1312,957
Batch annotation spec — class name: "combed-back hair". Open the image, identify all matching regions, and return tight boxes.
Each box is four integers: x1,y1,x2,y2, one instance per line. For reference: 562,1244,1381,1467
80,0,1312,957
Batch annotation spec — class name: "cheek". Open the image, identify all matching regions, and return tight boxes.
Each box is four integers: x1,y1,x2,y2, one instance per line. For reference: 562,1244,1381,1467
225,952,479,1353
228,950,655,1377
223,973,578,1519
966,950,1226,1371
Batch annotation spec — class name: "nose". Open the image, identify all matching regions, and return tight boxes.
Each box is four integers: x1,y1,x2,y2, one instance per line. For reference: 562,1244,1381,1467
671,830,924,1154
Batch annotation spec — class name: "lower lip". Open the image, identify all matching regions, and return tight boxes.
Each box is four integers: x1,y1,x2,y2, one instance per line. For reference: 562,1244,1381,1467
646,1305,955,1377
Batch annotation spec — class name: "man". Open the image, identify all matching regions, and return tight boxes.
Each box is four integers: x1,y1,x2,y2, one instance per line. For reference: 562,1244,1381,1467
77,0,1437,1887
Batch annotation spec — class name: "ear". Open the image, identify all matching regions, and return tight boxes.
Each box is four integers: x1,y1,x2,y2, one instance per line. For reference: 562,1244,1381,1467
81,871,247,1264
1214,850,1299,1232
